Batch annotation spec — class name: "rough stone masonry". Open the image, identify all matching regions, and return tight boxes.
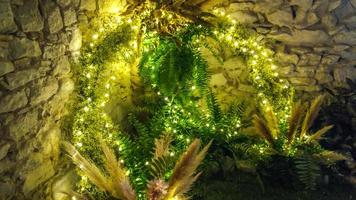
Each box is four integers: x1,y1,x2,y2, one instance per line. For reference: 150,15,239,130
0,0,355,199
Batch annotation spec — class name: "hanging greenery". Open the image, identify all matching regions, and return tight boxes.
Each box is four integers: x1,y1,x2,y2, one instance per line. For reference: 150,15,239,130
65,1,346,199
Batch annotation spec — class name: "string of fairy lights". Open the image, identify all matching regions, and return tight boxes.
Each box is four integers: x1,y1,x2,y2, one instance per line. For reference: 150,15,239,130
71,5,294,199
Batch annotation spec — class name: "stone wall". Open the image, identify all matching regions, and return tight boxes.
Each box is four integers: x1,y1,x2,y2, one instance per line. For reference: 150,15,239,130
0,0,355,199
208,0,356,102
0,0,80,199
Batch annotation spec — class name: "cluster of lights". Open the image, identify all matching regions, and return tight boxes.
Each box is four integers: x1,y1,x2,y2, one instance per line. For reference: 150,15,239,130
71,4,296,200
71,15,142,194
210,9,293,122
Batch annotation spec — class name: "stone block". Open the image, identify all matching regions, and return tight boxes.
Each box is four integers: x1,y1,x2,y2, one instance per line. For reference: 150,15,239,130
80,0,96,11
69,28,82,52
23,160,55,195
315,72,333,84
9,37,41,59
210,73,227,87
0,1,17,33
5,68,44,90
0,143,11,160
328,0,342,11
228,2,255,12
334,30,356,45
47,7,63,34
266,7,294,28
230,11,258,24
294,85,321,92
0,89,28,114
43,44,66,59
0,61,14,77
63,8,77,27
321,14,338,31
54,56,71,76
254,0,284,13
0,158,15,174
30,77,59,106
334,0,355,20
289,77,316,85
321,54,340,65
343,16,356,29
14,58,32,69
275,52,299,65
37,125,61,161
16,0,44,32
296,66,316,77
8,109,38,141
0,46,9,59
289,0,313,10
0,181,15,200
223,57,246,70
57,0,72,7
270,29,331,46
334,66,356,83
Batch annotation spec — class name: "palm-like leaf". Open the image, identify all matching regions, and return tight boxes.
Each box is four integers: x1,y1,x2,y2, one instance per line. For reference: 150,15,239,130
101,142,136,200
300,95,325,139
62,142,109,192
306,125,334,143
252,115,275,146
287,102,305,144
62,142,135,200
263,106,279,139
163,139,212,199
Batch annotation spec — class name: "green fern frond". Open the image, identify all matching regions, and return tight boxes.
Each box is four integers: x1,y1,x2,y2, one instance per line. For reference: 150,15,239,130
295,155,320,190
149,156,173,179
206,89,221,121
128,114,149,136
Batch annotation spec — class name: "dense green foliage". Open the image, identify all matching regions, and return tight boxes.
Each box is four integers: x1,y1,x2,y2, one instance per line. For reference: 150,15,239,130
68,10,346,200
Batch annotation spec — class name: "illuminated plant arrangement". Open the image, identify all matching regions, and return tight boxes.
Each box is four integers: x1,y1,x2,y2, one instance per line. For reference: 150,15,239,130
65,0,345,199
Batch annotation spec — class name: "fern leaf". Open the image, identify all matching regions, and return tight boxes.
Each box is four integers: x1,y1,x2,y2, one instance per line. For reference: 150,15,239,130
206,90,221,121
149,156,170,179
295,155,320,190
153,133,173,159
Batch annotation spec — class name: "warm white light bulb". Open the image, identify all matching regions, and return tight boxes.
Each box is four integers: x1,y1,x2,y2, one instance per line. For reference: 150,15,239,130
92,34,99,40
